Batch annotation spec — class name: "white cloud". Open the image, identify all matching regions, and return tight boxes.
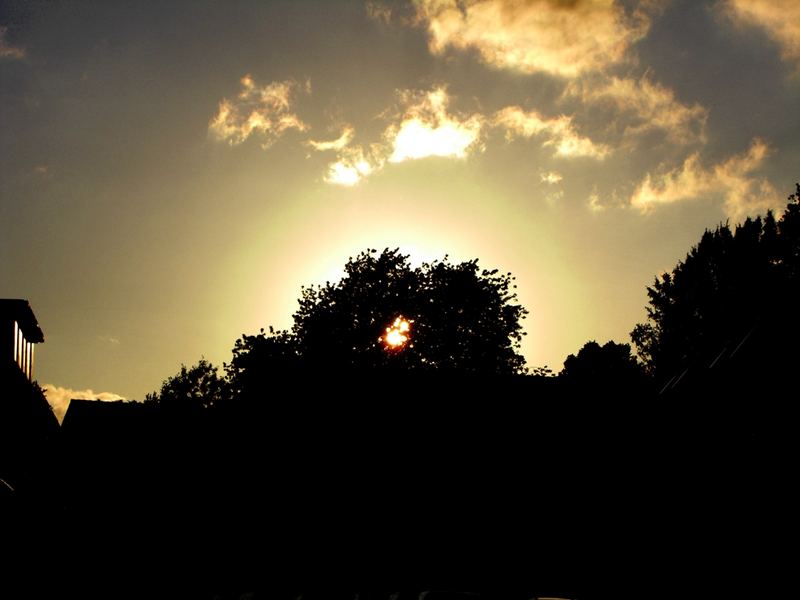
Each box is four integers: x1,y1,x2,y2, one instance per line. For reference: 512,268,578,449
209,75,308,148
723,0,800,70
412,0,652,77
385,87,484,162
325,161,364,186
320,87,484,186
43,384,126,424
565,75,708,145
630,138,781,221
494,106,610,159
0,26,25,59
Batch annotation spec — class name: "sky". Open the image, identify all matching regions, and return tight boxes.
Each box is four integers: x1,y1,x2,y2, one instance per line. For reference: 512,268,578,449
1,0,798,415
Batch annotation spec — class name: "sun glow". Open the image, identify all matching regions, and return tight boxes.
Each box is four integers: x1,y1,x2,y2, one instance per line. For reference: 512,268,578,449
380,317,412,349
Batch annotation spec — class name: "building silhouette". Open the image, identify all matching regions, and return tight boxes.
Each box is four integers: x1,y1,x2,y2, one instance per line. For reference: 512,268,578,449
0,299,58,504
1,298,44,381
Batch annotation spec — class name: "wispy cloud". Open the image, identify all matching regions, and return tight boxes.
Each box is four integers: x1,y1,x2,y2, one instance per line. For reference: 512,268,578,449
565,75,708,146
310,127,386,187
43,384,126,424
0,26,25,59
365,0,394,25
324,145,383,186
544,189,564,206
412,0,652,77
722,0,800,70
209,75,308,148
318,86,611,186
588,189,606,213
307,126,355,151
494,106,610,159
210,78,486,186
630,138,781,221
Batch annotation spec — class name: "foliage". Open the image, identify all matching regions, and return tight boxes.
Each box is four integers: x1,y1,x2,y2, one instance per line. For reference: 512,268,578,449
530,365,554,377
631,183,800,378
145,358,227,409
229,248,528,386
225,327,300,397
560,340,645,385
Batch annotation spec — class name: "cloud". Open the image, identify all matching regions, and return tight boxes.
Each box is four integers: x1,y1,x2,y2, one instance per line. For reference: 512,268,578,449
385,87,484,162
541,171,563,184
96,334,121,346
632,153,708,209
722,0,800,70
209,75,308,148
42,384,126,424
630,138,781,221
322,87,484,185
412,0,652,77
307,126,355,151
565,75,708,145
544,189,564,206
324,146,382,186
713,140,782,222
307,127,385,187
365,0,394,25
540,171,564,205
588,189,606,213
0,26,25,59
494,106,610,159
303,122,378,185
318,86,608,186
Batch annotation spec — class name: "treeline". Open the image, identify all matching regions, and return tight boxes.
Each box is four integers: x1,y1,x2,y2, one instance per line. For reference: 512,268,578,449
632,182,800,388
145,183,800,406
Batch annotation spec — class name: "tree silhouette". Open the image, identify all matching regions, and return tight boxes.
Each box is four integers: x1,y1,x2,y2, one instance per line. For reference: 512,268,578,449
144,358,227,409
226,327,300,398
226,248,528,387
631,183,800,381
560,340,645,387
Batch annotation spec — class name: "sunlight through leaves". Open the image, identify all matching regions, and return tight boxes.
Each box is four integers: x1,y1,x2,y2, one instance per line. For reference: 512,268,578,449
380,316,412,350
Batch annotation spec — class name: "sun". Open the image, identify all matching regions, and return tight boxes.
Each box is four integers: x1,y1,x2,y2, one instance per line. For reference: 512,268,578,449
380,316,412,349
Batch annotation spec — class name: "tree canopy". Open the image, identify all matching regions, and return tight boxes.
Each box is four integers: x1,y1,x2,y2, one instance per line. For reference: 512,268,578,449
226,248,528,391
560,340,645,388
631,183,800,380
144,358,227,409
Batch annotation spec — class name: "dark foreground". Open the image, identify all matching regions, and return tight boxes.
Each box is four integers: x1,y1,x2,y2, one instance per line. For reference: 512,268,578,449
3,374,792,599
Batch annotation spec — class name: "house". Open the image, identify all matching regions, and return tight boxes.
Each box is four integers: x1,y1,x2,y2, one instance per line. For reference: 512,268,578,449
1,298,44,382
0,299,59,503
